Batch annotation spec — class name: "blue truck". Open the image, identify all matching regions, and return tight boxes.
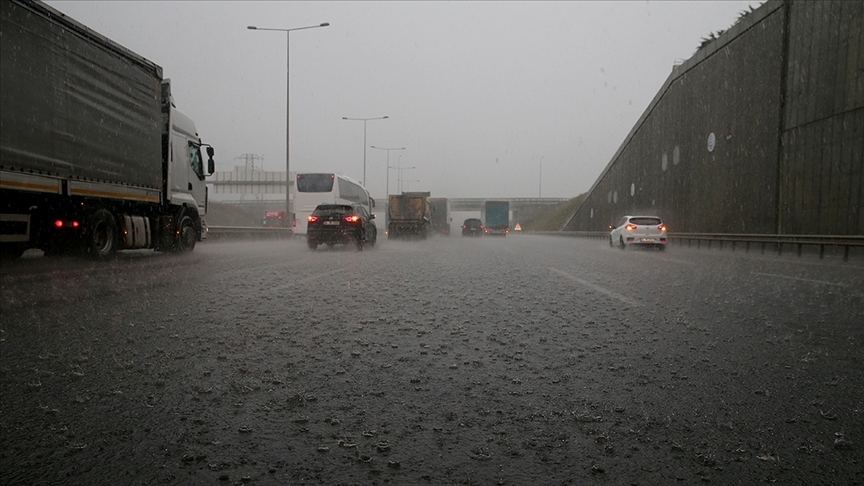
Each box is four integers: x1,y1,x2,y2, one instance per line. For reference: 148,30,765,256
483,200,510,236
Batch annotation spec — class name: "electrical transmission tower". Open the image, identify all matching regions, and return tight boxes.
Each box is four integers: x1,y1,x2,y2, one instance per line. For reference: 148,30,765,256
234,153,265,171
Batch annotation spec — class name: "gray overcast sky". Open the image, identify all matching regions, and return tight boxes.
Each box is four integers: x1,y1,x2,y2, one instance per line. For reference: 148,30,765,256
47,1,759,200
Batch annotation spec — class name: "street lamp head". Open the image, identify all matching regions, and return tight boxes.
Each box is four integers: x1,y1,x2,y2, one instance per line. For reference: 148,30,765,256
248,23,328,32
371,145,406,151
344,116,388,121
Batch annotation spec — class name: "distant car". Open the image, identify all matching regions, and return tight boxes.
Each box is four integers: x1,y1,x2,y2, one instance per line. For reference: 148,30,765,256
461,218,484,237
307,203,377,251
609,215,667,250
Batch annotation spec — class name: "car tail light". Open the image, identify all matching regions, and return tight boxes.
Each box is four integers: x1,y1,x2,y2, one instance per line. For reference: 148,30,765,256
307,215,318,223
625,224,637,231
344,215,360,223
658,224,667,231
54,220,80,228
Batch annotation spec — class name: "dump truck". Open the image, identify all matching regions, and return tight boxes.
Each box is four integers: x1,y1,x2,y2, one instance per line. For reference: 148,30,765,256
428,197,451,235
483,200,510,236
0,0,214,258
388,192,430,239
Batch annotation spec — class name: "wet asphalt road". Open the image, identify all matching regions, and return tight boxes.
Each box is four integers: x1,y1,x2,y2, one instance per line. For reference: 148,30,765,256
1,235,863,485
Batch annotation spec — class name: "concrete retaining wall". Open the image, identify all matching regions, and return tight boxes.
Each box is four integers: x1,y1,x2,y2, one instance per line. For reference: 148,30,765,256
564,0,863,236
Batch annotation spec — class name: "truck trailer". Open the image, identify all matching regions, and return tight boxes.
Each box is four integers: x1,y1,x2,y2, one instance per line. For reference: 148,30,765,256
0,0,214,258
388,192,430,240
428,197,451,236
483,200,510,236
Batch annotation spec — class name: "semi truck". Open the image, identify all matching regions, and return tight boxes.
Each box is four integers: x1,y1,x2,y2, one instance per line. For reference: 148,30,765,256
0,0,214,258
428,197,451,235
388,192,430,240
483,200,510,236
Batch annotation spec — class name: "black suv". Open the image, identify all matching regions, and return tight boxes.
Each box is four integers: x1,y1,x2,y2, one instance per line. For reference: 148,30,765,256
306,204,377,251
461,218,484,237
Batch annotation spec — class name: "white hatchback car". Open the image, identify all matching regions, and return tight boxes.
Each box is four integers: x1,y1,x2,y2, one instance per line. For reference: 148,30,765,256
609,215,667,250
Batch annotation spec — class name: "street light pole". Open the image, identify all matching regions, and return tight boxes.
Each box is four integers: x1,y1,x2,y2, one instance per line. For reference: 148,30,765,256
248,22,329,224
539,156,544,198
396,166,416,193
370,146,405,196
342,116,388,186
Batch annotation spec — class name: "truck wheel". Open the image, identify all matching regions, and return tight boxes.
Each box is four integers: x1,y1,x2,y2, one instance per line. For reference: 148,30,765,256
87,209,117,258
175,215,197,252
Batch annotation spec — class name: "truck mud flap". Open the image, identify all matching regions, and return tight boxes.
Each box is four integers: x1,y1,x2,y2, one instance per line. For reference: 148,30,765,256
154,215,175,251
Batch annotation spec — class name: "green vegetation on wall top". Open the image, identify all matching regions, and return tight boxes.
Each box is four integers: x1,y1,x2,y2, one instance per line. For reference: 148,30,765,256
697,4,760,52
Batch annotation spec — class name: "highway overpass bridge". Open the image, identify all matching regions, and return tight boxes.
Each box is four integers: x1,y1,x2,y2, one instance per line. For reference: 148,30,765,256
373,197,568,212
207,168,568,212
211,195,568,215
206,167,571,226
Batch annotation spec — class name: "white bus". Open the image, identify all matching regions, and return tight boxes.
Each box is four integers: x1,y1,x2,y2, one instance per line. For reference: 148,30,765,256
293,173,376,235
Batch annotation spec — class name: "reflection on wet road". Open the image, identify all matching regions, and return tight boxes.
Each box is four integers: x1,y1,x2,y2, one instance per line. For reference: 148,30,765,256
2,236,862,485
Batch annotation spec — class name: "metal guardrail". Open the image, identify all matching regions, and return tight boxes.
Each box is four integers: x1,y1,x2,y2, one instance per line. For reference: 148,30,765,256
670,233,864,261
206,226,863,261
205,226,292,239
531,231,864,262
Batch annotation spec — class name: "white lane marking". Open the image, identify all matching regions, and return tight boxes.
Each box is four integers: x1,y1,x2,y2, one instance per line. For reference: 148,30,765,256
751,271,850,288
548,267,641,307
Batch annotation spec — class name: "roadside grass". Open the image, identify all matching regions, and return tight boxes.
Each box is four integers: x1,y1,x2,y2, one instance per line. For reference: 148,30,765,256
521,193,586,232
